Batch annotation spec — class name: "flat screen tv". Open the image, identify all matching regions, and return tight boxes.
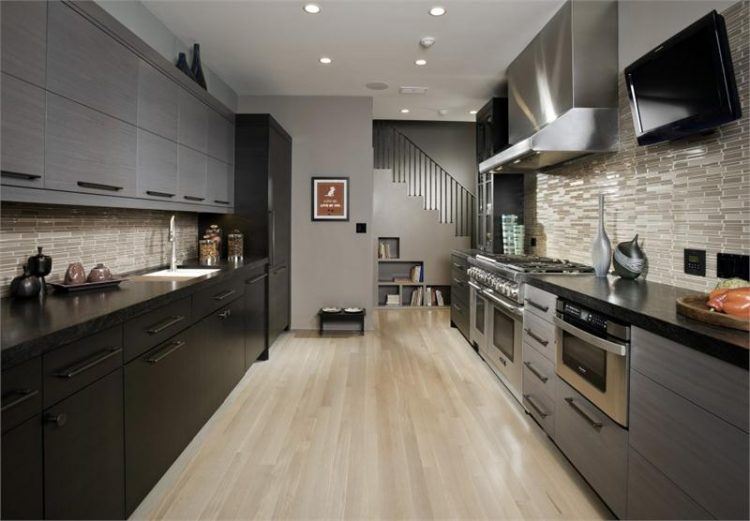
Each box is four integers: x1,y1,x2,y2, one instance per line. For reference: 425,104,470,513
624,10,741,146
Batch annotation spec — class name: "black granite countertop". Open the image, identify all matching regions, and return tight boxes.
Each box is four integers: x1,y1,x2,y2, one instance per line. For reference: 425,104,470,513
1,257,268,368
527,274,749,369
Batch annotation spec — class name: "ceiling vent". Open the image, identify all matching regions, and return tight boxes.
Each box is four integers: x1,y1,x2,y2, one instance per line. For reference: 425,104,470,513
400,86,428,95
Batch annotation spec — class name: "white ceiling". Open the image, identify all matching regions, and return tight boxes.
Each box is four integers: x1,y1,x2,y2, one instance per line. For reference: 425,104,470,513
143,0,565,121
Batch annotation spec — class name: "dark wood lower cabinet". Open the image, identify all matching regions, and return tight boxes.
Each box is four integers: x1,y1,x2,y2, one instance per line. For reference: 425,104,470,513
268,264,289,348
245,272,268,367
124,327,201,515
1,415,43,520
44,369,124,520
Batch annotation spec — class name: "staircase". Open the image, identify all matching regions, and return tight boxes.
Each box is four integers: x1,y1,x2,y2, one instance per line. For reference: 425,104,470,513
373,123,475,238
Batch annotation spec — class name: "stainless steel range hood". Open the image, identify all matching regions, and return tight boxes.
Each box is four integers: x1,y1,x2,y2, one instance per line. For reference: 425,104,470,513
480,0,619,174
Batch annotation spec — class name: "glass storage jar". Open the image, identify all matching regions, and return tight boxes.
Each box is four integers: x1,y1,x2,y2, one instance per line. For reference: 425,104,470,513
199,237,219,266
227,230,244,262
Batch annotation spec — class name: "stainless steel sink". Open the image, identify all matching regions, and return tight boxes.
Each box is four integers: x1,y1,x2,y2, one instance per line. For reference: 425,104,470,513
141,268,220,280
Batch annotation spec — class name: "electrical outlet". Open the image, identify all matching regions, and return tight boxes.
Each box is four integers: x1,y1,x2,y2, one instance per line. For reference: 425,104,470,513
684,249,706,276
717,253,749,280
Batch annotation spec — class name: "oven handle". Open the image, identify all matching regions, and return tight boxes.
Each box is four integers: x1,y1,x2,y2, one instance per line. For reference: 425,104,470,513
468,281,483,292
482,289,522,318
553,315,629,356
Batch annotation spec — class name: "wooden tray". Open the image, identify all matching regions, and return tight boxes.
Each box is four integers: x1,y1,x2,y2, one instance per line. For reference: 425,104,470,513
676,294,750,331
48,278,127,293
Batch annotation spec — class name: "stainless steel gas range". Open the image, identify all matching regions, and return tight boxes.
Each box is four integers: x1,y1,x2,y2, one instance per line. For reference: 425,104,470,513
467,254,593,402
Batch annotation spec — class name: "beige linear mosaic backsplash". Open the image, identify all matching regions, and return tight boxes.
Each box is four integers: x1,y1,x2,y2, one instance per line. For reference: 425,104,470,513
525,1,749,292
0,203,198,297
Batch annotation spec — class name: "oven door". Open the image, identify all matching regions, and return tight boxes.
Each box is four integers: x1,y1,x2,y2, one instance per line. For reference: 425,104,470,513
553,316,630,427
484,289,523,401
469,281,488,350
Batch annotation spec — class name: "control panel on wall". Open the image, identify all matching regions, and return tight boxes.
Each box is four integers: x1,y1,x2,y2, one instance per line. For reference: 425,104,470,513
684,249,750,280
684,249,706,276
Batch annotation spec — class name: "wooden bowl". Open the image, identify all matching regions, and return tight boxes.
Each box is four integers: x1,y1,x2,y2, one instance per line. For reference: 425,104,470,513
676,295,750,331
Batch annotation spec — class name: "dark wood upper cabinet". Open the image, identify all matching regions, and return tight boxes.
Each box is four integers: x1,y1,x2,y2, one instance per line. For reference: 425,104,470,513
178,145,208,202
137,61,179,142
208,110,234,163
0,0,46,87
47,2,138,125
137,129,179,200
1,73,45,186
178,89,208,153
207,157,233,207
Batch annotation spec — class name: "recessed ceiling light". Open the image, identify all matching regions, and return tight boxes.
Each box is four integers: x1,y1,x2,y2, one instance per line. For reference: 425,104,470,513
469,110,478,115
400,109,410,114
415,59,427,66
303,4,320,14
429,6,446,16
319,56,332,64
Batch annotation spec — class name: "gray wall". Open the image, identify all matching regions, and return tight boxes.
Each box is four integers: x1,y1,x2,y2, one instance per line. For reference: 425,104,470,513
618,0,737,70
237,96,375,330
380,121,477,191
96,0,238,111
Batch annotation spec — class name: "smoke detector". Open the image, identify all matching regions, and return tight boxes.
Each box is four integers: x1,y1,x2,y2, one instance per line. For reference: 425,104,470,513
400,86,429,95
420,36,436,48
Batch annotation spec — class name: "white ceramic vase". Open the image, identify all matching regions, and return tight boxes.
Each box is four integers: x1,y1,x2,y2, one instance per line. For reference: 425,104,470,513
591,193,612,277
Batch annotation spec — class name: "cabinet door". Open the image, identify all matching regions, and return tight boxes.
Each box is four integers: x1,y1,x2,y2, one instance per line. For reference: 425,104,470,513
207,157,233,206
1,73,45,187
268,265,289,348
1,0,46,87
245,272,268,368
269,127,291,267
178,89,207,153
178,145,207,203
124,329,200,515
137,61,179,141
44,369,124,520
208,110,232,162
1,416,43,520
137,129,179,200
46,93,137,196
47,2,138,124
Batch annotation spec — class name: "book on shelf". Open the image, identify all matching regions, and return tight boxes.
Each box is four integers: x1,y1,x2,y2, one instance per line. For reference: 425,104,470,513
424,287,433,307
410,287,423,306
386,294,400,306
435,289,444,306
409,265,422,283
393,277,413,283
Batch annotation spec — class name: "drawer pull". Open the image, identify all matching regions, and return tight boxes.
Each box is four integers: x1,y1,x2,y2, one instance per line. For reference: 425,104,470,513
214,199,230,205
184,195,205,201
247,274,267,285
452,278,465,287
44,412,68,427
524,394,549,418
524,361,548,383
524,328,549,346
453,303,462,312
2,171,42,180
213,289,236,301
146,190,175,198
1,388,39,412
146,315,185,335
54,348,122,379
526,299,549,313
496,355,507,367
147,340,186,364
218,309,231,319
565,397,603,430
77,181,123,191
453,263,466,270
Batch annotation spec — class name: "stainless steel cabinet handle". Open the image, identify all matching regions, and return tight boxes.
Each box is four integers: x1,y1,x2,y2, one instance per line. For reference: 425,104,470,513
565,397,603,430
77,181,123,191
523,394,549,418
524,328,549,346
2,171,42,180
468,281,482,291
212,289,236,301
1,389,39,412
247,274,267,285
184,195,205,201
147,340,186,364
218,309,231,319
526,299,549,312
54,348,122,378
146,315,185,335
44,412,68,427
146,190,175,198
524,361,548,383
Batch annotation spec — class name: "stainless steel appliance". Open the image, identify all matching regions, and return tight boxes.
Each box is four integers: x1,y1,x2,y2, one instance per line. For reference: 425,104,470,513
554,299,631,427
468,254,593,401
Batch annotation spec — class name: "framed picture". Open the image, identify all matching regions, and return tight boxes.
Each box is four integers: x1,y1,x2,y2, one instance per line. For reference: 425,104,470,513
311,177,349,221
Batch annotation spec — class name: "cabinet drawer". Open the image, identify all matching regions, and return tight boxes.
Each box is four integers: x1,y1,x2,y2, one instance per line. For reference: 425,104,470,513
452,266,468,285
522,310,555,361
43,326,123,408
522,341,555,401
630,369,748,520
451,254,468,272
522,369,555,437
192,277,244,319
632,327,748,433
555,378,628,518
124,296,191,362
524,285,556,322
1,357,42,432
627,448,712,520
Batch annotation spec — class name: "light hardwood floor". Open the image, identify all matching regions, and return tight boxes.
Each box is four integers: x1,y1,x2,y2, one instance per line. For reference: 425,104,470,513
132,308,611,520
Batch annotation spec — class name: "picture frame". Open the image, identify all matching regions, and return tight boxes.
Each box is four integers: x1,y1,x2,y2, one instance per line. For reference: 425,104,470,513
311,177,349,221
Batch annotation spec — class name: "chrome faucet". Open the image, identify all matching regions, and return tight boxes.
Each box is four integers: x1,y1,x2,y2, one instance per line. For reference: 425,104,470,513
168,215,177,271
